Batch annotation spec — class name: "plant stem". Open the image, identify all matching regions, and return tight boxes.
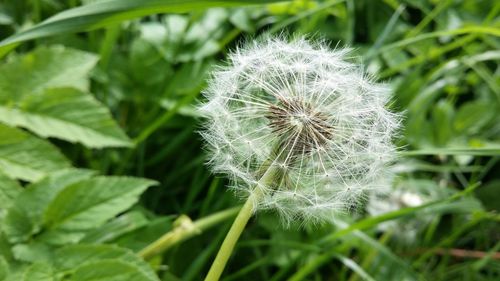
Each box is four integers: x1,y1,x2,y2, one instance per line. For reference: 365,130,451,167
204,165,277,281
138,207,240,260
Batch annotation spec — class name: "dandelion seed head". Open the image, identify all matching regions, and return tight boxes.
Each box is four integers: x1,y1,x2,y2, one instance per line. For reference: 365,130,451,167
199,36,401,225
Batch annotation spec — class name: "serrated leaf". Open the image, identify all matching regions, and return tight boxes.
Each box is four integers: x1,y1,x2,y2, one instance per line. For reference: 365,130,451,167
12,243,53,263
22,262,54,281
41,177,156,244
70,260,153,281
81,211,149,244
0,171,22,211
0,124,70,182
0,46,97,101
2,207,32,244
18,169,96,223
55,244,159,281
3,169,94,243
0,87,132,148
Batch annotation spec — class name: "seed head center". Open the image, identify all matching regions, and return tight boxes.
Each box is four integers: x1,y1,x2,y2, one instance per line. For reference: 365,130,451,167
289,113,309,129
267,98,333,154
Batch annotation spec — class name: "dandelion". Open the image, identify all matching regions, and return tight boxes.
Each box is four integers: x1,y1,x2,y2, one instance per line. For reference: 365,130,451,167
200,36,400,280
367,179,449,244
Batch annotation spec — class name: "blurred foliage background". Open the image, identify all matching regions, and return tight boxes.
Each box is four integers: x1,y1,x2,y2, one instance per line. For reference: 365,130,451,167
0,0,499,280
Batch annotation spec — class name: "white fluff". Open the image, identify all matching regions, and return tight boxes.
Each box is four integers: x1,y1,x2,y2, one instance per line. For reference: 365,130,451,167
199,37,401,225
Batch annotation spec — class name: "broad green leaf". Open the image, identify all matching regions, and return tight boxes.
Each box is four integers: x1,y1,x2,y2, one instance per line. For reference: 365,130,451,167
0,46,129,147
0,171,21,210
0,46,97,101
81,211,149,244
41,177,157,244
70,260,153,281
2,207,32,244
17,169,96,223
55,244,159,281
22,262,54,281
3,169,94,243
0,124,70,182
0,87,132,148
12,243,53,263
0,0,286,57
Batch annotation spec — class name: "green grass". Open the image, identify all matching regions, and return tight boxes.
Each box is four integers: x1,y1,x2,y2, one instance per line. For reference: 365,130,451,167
0,0,499,280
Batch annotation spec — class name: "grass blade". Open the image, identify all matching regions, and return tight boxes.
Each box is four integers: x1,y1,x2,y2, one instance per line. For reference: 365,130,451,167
0,0,287,57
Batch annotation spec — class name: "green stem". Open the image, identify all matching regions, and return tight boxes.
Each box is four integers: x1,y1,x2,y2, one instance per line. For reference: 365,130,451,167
204,165,278,281
138,207,240,260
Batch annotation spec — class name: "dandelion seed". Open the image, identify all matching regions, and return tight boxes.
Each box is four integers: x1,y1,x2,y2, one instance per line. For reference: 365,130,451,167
367,179,449,243
199,36,401,225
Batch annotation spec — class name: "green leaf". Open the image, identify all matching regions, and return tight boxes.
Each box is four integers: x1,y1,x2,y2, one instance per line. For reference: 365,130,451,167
0,46,97,101
18,169,96,224
2,207,33,244
3,169,94,243
55,244,159,281
0,171,22,211
12,243,53,263
41,176,157,244
81,211,149,244
0,87,132,148
22,262,54,281
0,124,70,182
0,0,286,57
70,260,153,281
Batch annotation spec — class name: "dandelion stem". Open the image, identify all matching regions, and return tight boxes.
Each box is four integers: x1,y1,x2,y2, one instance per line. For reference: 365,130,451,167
138,207,240,260
204,165,278,281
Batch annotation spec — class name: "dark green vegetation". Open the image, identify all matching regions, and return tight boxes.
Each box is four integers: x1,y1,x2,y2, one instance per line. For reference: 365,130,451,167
0,0,499,280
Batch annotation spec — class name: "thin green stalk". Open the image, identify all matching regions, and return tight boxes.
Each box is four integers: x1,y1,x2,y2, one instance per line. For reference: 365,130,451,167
99,24,121,70
204,165,278,281
138,207,240,260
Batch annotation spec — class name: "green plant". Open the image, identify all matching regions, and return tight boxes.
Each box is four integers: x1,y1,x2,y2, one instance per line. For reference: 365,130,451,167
0,0,499,280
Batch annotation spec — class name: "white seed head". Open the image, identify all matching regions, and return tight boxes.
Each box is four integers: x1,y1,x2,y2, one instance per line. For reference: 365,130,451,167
199,37,401,225
367,179,449,243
